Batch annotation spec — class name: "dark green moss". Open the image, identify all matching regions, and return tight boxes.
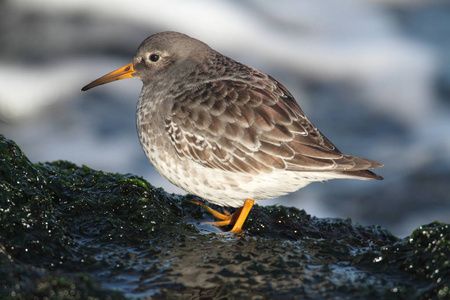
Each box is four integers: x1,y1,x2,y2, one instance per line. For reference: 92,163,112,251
378,222,449,299
1,134,448,299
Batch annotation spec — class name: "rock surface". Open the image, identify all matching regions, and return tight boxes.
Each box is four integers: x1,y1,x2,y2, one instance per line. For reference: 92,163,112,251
0,135,448,299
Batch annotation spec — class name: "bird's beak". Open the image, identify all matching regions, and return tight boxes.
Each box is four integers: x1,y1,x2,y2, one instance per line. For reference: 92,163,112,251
81,62,135,91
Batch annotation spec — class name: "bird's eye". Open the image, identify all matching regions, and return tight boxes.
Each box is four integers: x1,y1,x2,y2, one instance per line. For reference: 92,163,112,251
149,54,160,62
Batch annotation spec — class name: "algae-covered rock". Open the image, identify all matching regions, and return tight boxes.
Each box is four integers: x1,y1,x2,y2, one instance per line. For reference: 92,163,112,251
0,134,448,299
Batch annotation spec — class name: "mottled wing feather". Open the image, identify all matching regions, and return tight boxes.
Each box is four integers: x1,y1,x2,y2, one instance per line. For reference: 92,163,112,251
165,70,382,176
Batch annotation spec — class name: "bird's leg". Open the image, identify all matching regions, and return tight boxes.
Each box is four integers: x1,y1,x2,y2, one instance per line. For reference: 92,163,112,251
229,199,254,233
191,200,231,221
192,199,255,233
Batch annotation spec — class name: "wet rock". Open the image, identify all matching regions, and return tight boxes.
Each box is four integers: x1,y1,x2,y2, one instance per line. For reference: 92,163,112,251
0,135,448,299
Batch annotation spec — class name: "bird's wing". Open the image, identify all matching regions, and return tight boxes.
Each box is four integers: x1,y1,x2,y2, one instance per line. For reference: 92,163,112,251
165,70,382,176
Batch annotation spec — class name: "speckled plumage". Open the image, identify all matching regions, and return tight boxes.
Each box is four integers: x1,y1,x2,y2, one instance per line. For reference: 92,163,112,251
83,31,382,210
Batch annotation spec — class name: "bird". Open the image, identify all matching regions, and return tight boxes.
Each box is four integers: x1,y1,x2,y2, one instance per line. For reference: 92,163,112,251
82,31,383,234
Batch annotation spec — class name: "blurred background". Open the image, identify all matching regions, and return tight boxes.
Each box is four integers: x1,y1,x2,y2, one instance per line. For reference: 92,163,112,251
1,0,449,237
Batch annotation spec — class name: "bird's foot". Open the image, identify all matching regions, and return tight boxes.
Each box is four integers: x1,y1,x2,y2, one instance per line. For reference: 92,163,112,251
192,199,255,234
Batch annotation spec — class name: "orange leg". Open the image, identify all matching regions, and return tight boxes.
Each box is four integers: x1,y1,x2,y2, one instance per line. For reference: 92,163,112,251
191,200,231,221
229,199,254,233
192,199,255,234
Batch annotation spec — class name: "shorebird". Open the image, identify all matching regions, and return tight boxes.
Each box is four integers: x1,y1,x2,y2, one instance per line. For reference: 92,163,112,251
82,31,382,234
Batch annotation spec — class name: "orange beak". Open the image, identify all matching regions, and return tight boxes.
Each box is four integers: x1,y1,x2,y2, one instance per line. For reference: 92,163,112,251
81,63,135,91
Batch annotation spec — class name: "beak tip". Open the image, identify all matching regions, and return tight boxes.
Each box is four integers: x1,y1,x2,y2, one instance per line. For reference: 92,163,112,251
81,83,94,91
